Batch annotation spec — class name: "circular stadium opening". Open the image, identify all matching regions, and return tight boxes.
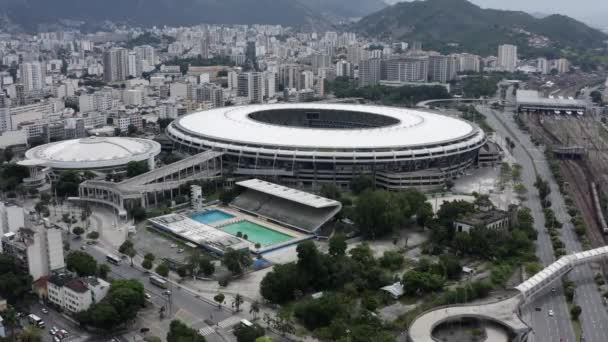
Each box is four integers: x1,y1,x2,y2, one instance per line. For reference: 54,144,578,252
247,108,401,129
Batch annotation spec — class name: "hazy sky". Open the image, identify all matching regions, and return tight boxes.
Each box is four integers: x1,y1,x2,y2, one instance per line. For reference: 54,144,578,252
468,0,607,18
391,0,608,27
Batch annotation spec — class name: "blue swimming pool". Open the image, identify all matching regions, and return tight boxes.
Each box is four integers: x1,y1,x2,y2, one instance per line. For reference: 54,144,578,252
190,209,234,224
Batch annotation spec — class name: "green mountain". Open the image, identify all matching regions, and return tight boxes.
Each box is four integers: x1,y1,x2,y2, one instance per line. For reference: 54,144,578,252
354,0,608,56
0,0,385,31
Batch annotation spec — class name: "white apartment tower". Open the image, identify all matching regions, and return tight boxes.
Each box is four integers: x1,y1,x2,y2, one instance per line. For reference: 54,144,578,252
0,93,9,133
103,48,129,82
497,44,518,72
20,62,46,92
238,72,263,104
1,226,65,280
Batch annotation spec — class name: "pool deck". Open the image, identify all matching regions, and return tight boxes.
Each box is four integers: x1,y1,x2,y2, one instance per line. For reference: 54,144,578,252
201,205,310,253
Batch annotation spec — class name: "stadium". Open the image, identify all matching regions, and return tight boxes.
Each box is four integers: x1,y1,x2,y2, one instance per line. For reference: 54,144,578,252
166,104,487,190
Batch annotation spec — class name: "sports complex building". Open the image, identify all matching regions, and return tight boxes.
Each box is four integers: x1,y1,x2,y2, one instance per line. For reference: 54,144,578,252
19,136,161,188
166,104,488,190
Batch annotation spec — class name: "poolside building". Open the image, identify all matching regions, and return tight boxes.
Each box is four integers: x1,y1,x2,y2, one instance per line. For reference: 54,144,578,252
230,179,342,234
148,213,249,255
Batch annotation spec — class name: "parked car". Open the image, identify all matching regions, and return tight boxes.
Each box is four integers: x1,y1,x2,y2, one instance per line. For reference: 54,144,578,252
548,309,554,317
41,308,49,314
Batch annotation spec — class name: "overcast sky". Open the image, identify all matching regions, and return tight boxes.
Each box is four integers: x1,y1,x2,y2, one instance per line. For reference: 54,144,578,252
390,0,608,27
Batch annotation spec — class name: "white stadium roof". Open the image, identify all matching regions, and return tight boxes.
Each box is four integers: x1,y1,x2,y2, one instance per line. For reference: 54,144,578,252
174,104,477,149
22,136,161,169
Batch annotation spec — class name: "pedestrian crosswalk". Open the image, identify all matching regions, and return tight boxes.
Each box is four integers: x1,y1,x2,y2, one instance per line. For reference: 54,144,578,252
197,326,215,336
217,316,242,329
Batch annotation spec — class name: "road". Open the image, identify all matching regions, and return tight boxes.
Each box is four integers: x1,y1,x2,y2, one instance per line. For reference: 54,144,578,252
480,105,608,342
68,238,236,342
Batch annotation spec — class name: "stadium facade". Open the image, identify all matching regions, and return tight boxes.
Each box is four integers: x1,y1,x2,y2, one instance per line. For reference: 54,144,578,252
166,104,487,190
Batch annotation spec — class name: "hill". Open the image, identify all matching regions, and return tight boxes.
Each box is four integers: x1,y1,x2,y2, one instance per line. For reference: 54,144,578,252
0,0,385,30
354,0,608,56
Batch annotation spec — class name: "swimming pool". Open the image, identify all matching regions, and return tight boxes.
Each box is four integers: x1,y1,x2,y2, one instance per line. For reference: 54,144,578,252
221,220,293,247
190,209,234,224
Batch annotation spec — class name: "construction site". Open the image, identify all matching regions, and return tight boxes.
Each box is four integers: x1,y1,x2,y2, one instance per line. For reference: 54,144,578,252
520,112,608,249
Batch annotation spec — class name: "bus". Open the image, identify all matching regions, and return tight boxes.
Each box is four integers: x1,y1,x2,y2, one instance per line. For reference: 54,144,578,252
28,314,45,328
149,275,168,289
106,254,121,265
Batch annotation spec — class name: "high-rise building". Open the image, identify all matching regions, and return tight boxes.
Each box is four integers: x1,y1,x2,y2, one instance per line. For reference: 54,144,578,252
196,84,224,108
383,58,428,83
0,93,10,133
537,58,549,75
358,59,382,87
453,53,481,73
497,44,518,72
311,54,331,74
134,45,156,67
336,60,353,78
300,71,315,90
238,72,263,104
428,55,458,83
103,48,129,82
1,225,65,281
279,64,301,90
20,62,45,92
346,45,364,66
554,58,570,74
262,71,276,99
127,52,142,78
227,70,239,90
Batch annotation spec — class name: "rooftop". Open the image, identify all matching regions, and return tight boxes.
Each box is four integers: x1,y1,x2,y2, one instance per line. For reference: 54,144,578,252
22,136,161,169
174,103,478,149
516,90,587,108
236,179,341,209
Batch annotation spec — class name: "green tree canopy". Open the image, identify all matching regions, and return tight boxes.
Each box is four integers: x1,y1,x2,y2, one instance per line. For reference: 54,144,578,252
66,251,98,277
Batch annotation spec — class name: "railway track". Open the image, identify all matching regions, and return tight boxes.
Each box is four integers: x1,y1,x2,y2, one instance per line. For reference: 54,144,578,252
525,115,607,247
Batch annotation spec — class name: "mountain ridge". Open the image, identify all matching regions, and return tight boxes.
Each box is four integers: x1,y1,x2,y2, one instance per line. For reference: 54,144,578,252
0,0,385,31
354,0,607,56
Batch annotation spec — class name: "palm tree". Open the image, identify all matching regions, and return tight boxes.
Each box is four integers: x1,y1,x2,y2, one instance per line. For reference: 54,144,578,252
232,293,244,313
249,300,260,320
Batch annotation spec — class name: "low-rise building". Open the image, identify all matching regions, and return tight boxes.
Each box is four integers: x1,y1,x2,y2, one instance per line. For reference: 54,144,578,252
453,208,510,233
47,274,110,314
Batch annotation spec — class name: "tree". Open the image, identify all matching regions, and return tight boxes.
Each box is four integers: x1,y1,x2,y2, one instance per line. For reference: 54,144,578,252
233,323,265,342
167,320,206,342
77,279,145,330
232,293,245,313
354,190,405,239
126,161,149,178
54,171,83,197
320,183,341,200
144,253,156,262
186,250,215,277
255,337,273,342
86,231,100,240
222,248,252,275
437,200,475,226
142,259,153,270
214,293,225,309
156,263,169,277
350,174,374,194
571,305,582,320
401,270,445,295
72,226,85,237
98,264,111,280
328,234,347,257
379,251,404,271
130,207,147,222
66,251,98,276
119,240,137,265
128,124,138,135
19,324,42,342
250,300,261,319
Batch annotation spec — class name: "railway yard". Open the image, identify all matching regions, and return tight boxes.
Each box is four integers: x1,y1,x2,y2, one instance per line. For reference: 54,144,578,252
521,113,608,249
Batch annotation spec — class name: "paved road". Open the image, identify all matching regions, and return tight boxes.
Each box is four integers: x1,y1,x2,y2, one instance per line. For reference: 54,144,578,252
68,238,235,342
481,105,608,342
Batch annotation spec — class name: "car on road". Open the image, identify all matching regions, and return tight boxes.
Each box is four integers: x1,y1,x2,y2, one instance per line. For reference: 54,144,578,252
164,290,172,296
551,287,556,293
177,248,185,253
548,309,554,317
80,245,87,250
534,307,541,311
41,308,49,314
170,244,178,248
49,327,58,335
144,293,152,300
